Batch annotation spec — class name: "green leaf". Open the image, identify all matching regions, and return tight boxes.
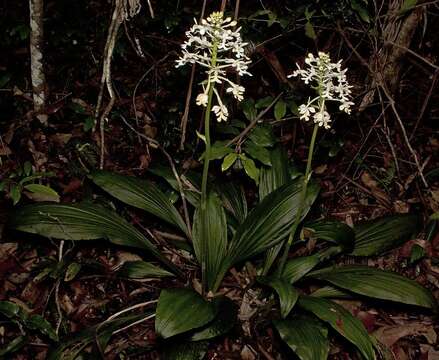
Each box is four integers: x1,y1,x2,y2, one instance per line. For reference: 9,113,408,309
23,184,60,202
274,316,329,360
190,297,238,341
83,116,96,132
155,288,217,339
399,0,417,14
216,183,247,224
240,155,260,184
221,153,238,172
241,98,257,121
64,262,82,282
227,178,319,267
256,96,274,109
0,301,26,319
274,99,287,120
202,141,233,161
351,0,370,23
193,191,228,291
309,265,437,309
26,314,59,341
23,161,32,176
305,21,317,39
90,170,189,237
117,260,174,278
304,220,355,252
430,212,439,220
8,203,178,274
311,285,353,299
352,214,420,256
10,184,21,205
258,276,298,318
298,296,376,360
248,125,276,147
259,146,291,274
0,336,27,356
259,146,290,200
162,341,208,360
282,254,321,284
244,141,272,166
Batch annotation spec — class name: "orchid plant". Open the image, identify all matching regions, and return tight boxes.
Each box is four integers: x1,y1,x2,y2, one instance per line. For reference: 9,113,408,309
8,12,436,360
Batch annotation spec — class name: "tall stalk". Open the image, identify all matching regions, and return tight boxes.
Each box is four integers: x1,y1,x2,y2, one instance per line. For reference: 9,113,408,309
199,40,218,293
200,41,219,209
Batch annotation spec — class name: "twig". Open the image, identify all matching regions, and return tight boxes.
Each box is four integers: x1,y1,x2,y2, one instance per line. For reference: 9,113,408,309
410,69,438,139
54,240,65,335
379,85,429,187
225,93,283,147
383,40,439,70
179,0,208,150
95,0,124,170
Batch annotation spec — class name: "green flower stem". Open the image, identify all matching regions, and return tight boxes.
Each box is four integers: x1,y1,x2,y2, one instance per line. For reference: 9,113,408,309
200,39,219,294
200,41,219,209
277,122,319,275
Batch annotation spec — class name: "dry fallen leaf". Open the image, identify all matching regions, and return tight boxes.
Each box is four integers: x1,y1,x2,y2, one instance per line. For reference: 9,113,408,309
374,322,437,348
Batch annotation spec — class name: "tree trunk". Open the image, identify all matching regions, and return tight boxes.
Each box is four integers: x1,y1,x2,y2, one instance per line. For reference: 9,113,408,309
29,0,47,125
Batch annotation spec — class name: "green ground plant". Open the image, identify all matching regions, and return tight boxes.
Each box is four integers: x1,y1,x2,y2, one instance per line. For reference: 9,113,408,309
6,9,437,360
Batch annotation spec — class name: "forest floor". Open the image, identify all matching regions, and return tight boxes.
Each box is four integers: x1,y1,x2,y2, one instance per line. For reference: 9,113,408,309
1,1,439,359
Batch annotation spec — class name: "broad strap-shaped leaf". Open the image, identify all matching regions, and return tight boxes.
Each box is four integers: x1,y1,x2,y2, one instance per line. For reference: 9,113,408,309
162,341,208,360
8,203,178,274
311,286,353,299
193,191,228,291
258,276,298,318
282,254,321,284
90,171,189,237
117,261,174,278
190,297,238,341
304,220,355,252
155,288,217,339
259,146,290,201
309,265,437,310
352,214,420,256
274,316,329,360
259,146,292,274
216,182,248,224
298,296,376,360
148,165,200,207
227,178,320,267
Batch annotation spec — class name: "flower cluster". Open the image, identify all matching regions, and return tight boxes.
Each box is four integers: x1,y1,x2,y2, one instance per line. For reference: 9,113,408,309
176,11,252,122
289,52,354,129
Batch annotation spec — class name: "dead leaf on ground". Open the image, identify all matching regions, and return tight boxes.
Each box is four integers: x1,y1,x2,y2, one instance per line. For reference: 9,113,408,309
373,322,437,348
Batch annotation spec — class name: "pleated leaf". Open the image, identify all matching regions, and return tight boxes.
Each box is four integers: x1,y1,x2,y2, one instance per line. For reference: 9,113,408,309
352,214,420,256
90,171,189,237
190,297,238,341
259,146,290,201
282,254,321,284
117,261,174,278
193,191,228,291
259,146,291,274
8,203,177,274
228,178,320,267
309,265,437,309
274,316,329,360
216,182,248,224
258,276,298,318
155,288,217,339
162,341,208,360
304,220,355,252
298,296,376,360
